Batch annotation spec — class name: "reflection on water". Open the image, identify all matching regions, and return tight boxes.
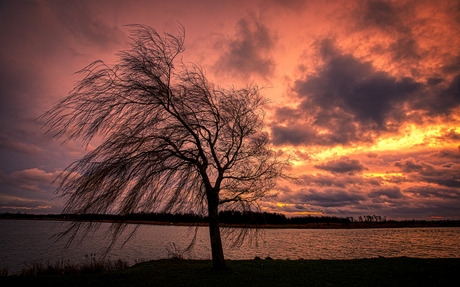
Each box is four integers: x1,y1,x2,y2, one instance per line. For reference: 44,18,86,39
1,220,459,271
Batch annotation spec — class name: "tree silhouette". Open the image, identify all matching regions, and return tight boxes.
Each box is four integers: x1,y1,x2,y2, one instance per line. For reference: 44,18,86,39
41,24,290,270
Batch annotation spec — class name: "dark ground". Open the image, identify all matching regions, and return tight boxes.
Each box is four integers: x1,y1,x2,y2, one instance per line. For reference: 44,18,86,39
2,257,459,287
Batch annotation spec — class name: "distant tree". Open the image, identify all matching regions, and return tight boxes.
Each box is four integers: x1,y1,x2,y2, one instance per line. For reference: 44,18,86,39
41,25,290,270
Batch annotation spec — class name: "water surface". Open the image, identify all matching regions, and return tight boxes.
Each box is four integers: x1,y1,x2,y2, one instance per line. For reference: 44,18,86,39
1,219,459,271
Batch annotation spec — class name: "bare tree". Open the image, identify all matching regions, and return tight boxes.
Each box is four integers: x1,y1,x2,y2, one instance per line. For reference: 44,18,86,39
41,24,290,270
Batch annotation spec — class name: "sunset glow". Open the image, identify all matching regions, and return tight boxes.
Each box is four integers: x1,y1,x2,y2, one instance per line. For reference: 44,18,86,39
1,0,459,220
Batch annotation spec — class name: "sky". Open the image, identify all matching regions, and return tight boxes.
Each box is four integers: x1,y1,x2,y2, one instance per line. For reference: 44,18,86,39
0,0,459,220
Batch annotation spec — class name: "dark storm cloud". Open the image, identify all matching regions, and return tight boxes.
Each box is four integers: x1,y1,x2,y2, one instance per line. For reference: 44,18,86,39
455,1,460,24
394,158,460,188
368,186,404,200
298,173,380,188
271,175,459,219
271,106,302,125
274,184,366,208
271,36,460,147
267,0,309,11
366,152,379,158
213,14,277,80
424,178,460,189
443,129,460,140
416,74,460,116
390,36,421,63
441,56,460,75
270,125,316,146
297,188,366,208
404,185,460,199
270,107,318,146
433,147,460,159
273,185,366,210
426,77,444,86
314,157,367,174
360,0,400,32
295,39,421,127
356,0,422,63
269,0,460,148
394,158,424,173
393,158,459,178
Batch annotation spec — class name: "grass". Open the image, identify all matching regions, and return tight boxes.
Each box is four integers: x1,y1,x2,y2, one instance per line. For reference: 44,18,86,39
1,258,131,277
1,257,459,287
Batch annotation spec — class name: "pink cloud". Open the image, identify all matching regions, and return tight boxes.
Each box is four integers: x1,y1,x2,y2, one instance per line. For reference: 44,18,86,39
0,134,42,155
0,168,60,193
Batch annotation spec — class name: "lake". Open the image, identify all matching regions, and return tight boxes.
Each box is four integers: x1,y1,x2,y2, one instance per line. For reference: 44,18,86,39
1,219,459,272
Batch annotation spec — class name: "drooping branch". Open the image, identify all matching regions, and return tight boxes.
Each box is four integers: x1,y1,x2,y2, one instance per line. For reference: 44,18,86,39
41,25,291,268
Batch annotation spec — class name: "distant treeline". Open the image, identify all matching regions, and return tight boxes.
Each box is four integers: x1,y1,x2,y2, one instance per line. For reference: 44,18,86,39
1,211,459,226
0,211,349,225
218,211,352,225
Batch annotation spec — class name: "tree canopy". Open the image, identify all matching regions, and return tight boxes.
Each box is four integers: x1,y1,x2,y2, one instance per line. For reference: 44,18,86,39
42,24,290,269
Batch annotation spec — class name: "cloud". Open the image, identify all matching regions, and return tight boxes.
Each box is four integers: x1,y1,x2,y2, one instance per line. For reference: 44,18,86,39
213,14,277,80
266,0,310,11
0,0,124,54
354,0,424,65
442,56,460,75
366,152,379,158
433,147,460,159
404,185,460,199
267,161,460,218
0,0,126,162
52,1,124,50
427,77,444,86
432,129,460,143
315,157,368,175
267,0,460,149
269,146,460,218
270,124,317,146
271,34,460,147
394,158,460,188
0,133,43,155
0,197,52,210
418,75,460,116
295,39,421,127
297,173,381,188
368,186,404,200
291,188,366,208
1,205,51,210
0,168,60,192
394,158,424,173
360,0,401,32
0,0,458,221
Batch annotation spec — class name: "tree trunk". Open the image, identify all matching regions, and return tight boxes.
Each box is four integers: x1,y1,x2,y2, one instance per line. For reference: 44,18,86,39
207,191,227,270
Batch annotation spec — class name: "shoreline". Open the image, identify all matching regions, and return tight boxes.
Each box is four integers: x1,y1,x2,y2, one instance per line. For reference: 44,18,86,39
2,217,460,229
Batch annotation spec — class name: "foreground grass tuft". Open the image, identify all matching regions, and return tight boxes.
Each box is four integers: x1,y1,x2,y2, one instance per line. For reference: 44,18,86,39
1,257,459,287
2,258,130,277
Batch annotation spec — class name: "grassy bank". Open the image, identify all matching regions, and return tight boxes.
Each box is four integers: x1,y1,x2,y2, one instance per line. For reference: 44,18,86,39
1,257,459,287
